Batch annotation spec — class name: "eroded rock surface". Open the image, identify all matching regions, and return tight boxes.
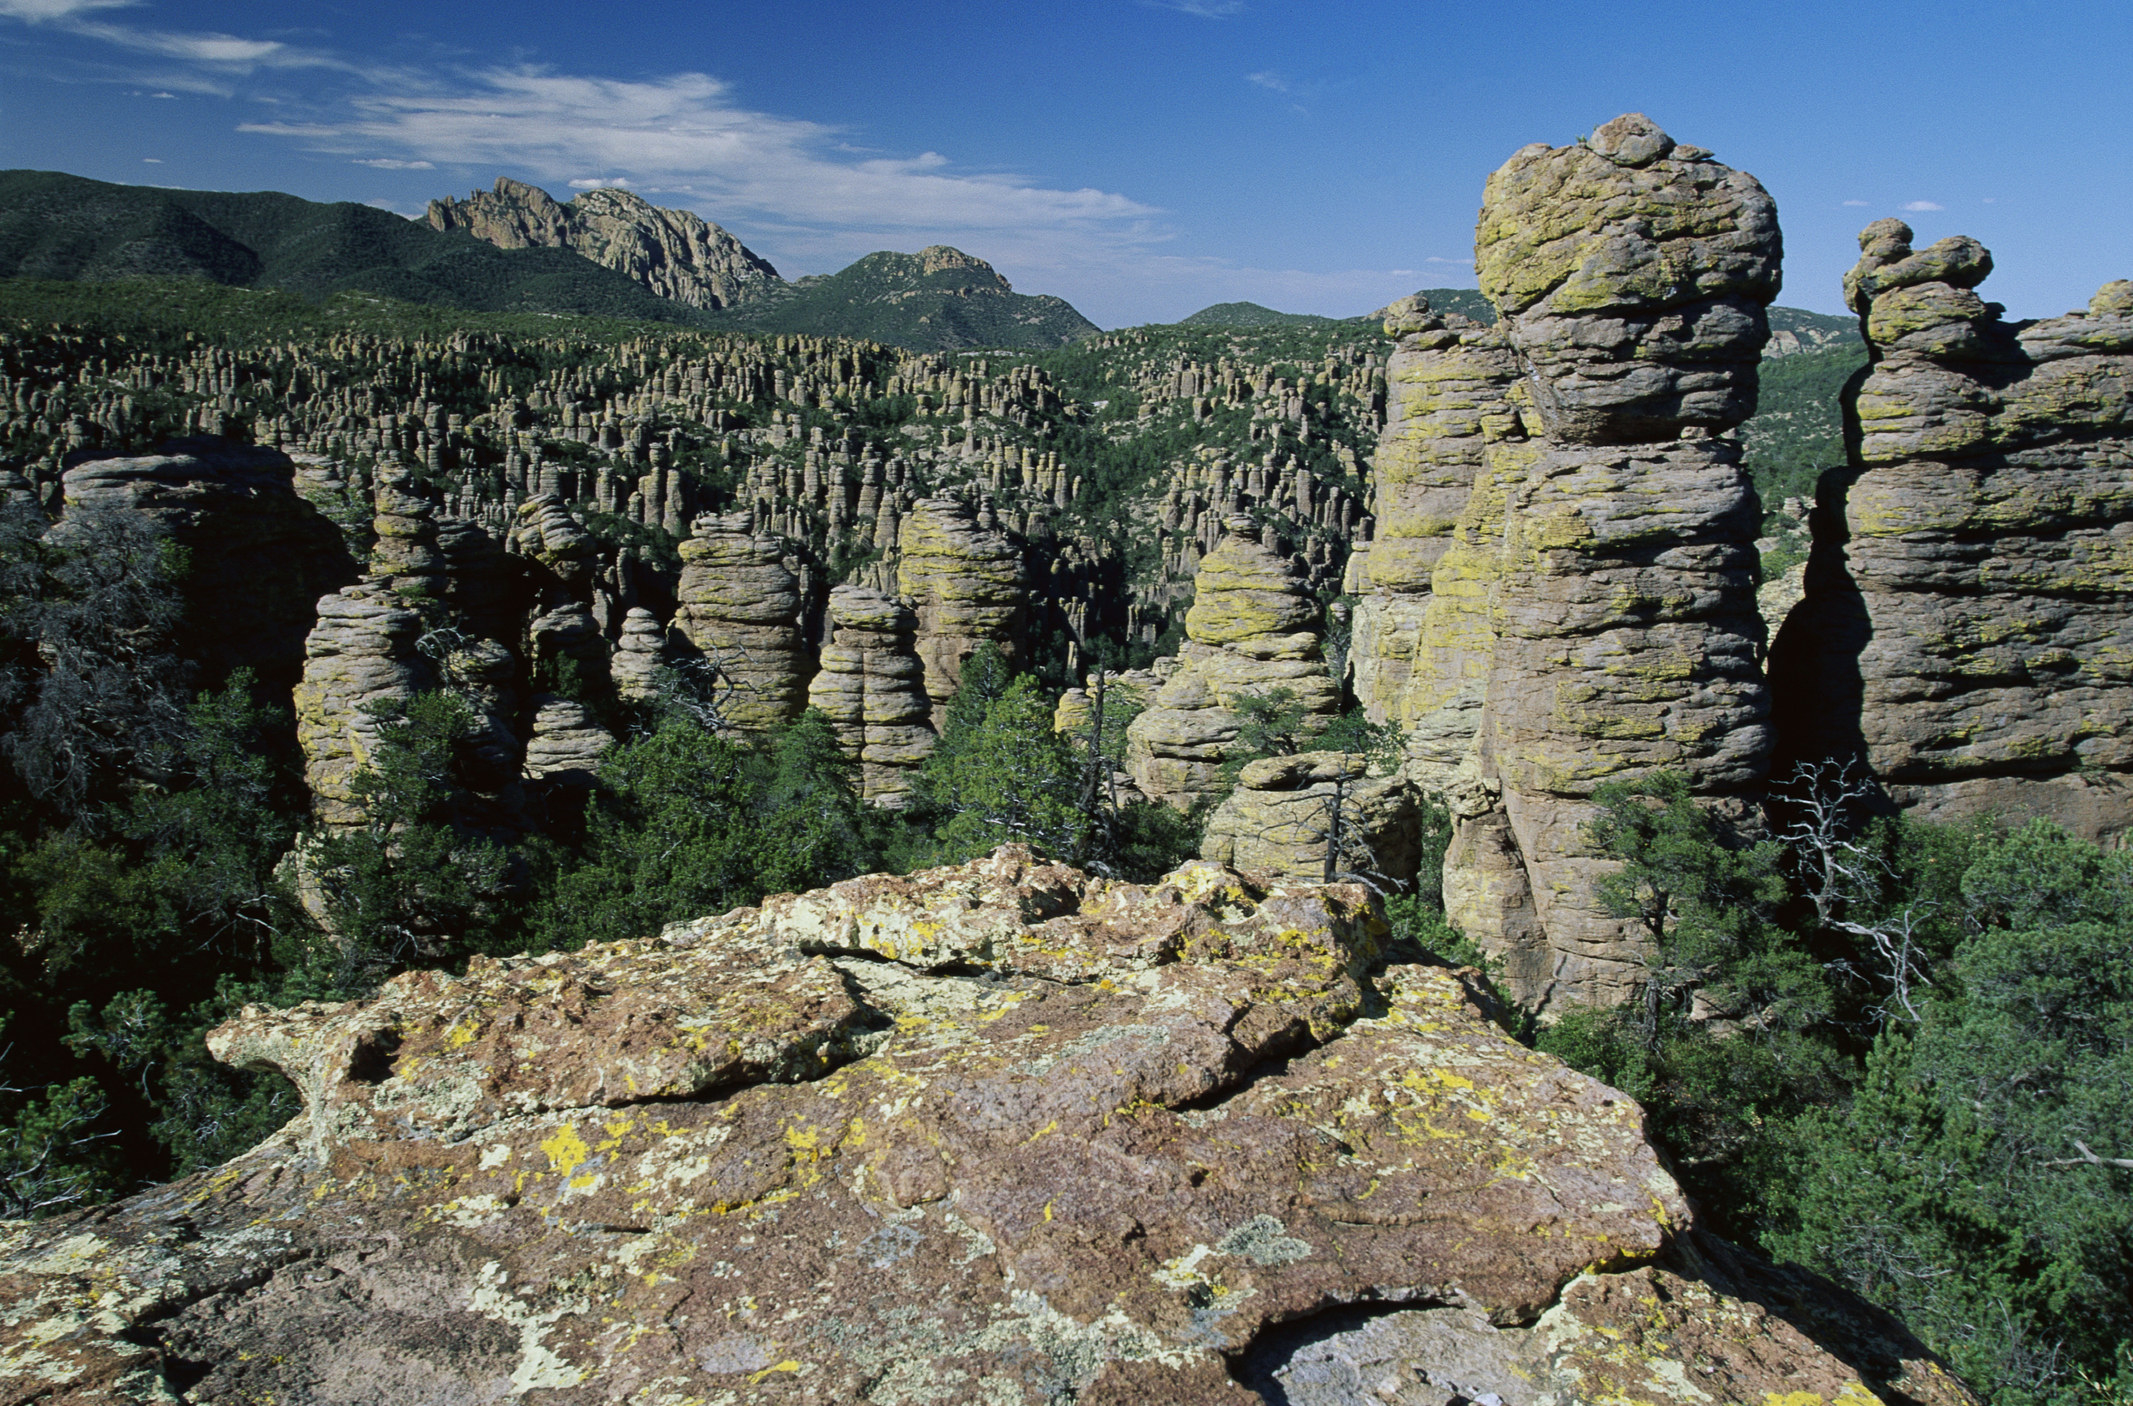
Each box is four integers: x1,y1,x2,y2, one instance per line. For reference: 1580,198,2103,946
0,848,1971,1405
807,584,936,806
897,495,1025,727
1438,115,1779,1009
1770,223,2133,840
1129,518,1340,808
675,513,809,731
1200,751,1419,889
292,582,429,827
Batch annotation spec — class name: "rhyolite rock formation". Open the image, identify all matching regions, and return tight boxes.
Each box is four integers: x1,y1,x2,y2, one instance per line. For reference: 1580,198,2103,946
674,513,809,731
1770,223,2133,841
58,435,355,685
0,848,1975,1404
1200,751,1420,889
292,583,430,828
807,584,936,806
427,177,782,310
610,605,669,701
897,495,1026,727
1129,518,1340,808
1430,114,1779,1010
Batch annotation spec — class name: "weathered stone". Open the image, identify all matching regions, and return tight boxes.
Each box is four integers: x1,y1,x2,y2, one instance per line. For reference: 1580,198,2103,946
674,512,808,730
1129,518,1339,808
1200,750,1420,888
610,605,668,701
0,849,1975,1404
292,582,429,827
1431,116,1778,1010
511,493,597,593
1770,223,2133,841
807,584,936,806
59,435,355,686
897,495,1025,727
520,695,613,789
427,177,782,310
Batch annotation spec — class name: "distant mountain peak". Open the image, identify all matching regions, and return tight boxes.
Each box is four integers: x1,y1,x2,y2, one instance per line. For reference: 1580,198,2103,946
425,177,782,311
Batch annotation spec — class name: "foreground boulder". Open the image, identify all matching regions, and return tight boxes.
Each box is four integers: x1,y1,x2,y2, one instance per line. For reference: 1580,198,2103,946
0,849,1971,1404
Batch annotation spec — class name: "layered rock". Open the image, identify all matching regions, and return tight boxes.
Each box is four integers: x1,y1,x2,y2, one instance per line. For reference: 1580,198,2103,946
292,584,429,827
673,512,808,731
1129,518,1340,808
59,435,355,685
807,584,936,806
1438,115,1779,1010
897,495,1025,727
426,177,782,310
521,696,615,790
1768,226,2133,839
0,849,1975,1405
1348,298,1522,728
609,605,668,701
1200,751,1420,888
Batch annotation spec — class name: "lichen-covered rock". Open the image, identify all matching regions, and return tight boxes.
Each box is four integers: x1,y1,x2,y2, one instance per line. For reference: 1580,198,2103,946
1053,666,1161,738
674,513,808,731
1434,115,1779,1010
427,177,783,310
1129,518,1340,808
0,849,1974,1405
520,695,614,790
59,435,355,685
807,584,936,806
511,492,598,593
897,495,1025,727
292,583,429,827
1770,224,2133,841
1200,751,1419,888
1350,300,1524,727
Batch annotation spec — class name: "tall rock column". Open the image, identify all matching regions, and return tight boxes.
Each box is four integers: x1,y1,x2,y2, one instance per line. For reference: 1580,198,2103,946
1127,517,1340,808
673,513,807,731
1770,223,2133,840
896,496,1024,728
294,585,429,828
1450,113,1781,1011
806,585,936,807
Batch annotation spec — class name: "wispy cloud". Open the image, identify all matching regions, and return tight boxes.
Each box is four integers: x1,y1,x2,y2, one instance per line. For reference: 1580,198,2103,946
1244,70,1289,93
1902,200,1944,212
1842,199,1869,207
0,0,133,19
568,176,632,189
1141,0,1246,15
353,157,433,169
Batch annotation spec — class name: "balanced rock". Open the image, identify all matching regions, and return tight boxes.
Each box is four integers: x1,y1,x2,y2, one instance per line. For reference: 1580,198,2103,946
0,848,1974,1405
807,584,937,806
1440,115,1779,1010
1129,517,1339,808
426,177,782,310
511,493,598,593
897,495,1025,727
59,435,354,686
521,695,614,790
610,605,668,701
1770,225,2133,840
292,583,429,827
1200,750,1420,888
673,512,808,731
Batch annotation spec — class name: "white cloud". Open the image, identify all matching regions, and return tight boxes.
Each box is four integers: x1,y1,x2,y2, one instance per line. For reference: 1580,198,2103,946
1142,0,1246,15
353,157,433,169
1842,199,1869,207
1245,71,1289,92
1902,200,1944,212
141,155,159,162
0,0,133,19
568,176,632,189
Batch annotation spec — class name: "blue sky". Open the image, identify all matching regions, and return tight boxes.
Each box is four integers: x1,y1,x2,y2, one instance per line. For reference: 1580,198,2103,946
1,0,2127,328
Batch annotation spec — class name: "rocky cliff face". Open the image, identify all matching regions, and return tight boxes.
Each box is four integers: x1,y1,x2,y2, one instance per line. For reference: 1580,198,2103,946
0,848,1974,1405
1128,517,1340,809
1769,223,2133,840
426,177,782,311
1424,115,1779,1010
807,583,937,806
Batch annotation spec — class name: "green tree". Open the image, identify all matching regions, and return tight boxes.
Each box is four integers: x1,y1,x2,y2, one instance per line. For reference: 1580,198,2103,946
924,674,1085,864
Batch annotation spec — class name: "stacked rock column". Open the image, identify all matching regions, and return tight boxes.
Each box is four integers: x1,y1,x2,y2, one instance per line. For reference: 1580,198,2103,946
1769,222,2133,841
1449,114,1780,1011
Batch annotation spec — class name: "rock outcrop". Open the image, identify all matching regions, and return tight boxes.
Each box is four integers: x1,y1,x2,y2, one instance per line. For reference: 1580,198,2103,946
1433,115,1779,1010
1129,518,1340,808
0,849,1976,1405
292,583,429,827
521,695,615,790
1769,224,2133,841
426,177,782,310
59,436,355,685
610,606,668,701
807,584,937,806
1347,298,1522,731
1200,751,1420,888
896,496,1025,727
674,513,809,731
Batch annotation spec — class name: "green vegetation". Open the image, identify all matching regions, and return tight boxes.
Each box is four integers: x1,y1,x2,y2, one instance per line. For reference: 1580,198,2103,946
711,247,1097,351
1744,339,1868,510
